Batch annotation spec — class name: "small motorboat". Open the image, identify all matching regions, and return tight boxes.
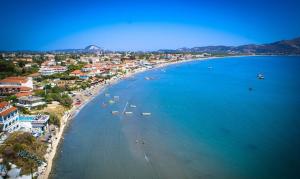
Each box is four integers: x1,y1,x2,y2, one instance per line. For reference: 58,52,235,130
114,96,119,99
130,105,137,108
142,112,151,116
111,111,119,115
257,74,264,79
125,111,133,115
105,93,110,97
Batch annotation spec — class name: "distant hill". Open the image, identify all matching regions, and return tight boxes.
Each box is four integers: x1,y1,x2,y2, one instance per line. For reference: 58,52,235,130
50,45,103,54
84,45,102,51
158,37,300,55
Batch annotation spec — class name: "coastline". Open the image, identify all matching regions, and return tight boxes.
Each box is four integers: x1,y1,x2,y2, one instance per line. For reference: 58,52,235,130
38,55,250,179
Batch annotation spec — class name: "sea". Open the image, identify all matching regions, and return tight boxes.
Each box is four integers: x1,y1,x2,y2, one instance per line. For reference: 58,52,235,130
50,56,300,179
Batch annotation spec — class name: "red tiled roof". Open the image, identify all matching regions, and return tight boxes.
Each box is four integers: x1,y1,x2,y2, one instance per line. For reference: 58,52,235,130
0,106,17,117
0,101,9,108
71,70,82,74
15,92,32,97
19,87,32,91
0,77,28,83
0,86,32,91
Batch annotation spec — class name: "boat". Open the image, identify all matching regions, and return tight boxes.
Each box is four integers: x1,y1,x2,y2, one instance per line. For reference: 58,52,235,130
130,105,137,108
111,111,119,115
108,100,115,104
113,96,119,99
257,73,264,79
145,77,151,80
141,112,151,116
125,111,133,115
105,93,110,97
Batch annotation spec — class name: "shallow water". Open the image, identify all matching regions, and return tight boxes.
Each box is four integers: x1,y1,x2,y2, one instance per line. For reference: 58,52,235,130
51,56,300,179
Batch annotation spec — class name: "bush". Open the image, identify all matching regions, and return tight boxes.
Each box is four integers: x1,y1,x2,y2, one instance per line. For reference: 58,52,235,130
49,113,61,127
0,132,47,175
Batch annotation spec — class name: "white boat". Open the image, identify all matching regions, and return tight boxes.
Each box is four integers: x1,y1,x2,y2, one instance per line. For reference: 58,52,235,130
130,105,137,108
111,111,119,115
105,93,110,97
125,111,133,115
114,96,119,99
142,112,151,116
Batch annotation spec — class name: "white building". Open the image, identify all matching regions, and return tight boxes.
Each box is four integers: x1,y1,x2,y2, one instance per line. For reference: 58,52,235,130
0,102,20,133
0,77,33,96
40,66,67,76
16,96,46,110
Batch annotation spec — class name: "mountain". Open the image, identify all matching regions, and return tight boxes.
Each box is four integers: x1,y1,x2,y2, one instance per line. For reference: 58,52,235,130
84,45,102,51
158,37,300,55
49,45,103,54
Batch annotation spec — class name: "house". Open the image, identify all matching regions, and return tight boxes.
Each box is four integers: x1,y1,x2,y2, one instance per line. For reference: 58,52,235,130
70,70,84,77
18,115,49,136
40,66,67,76
0,77,33,96
0,102,20,133
15,96,46,110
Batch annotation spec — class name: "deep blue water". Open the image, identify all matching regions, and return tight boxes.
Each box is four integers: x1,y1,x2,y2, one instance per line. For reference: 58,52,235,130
51,56,300,179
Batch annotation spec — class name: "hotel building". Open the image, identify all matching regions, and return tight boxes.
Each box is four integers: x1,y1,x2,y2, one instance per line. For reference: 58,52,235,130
0,102,20,133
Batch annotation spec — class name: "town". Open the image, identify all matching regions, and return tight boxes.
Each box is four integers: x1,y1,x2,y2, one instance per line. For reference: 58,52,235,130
0,47,212,178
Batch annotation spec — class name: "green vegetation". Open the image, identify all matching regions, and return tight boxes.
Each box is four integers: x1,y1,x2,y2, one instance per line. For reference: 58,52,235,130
34,86,73,108
4,95,17,103
0,60,39,79
0,132,47,176
54,55,67,62
67,62,86,72
48,113,61,127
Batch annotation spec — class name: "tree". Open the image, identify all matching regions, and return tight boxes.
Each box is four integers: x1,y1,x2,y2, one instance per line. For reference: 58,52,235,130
49,113,61,127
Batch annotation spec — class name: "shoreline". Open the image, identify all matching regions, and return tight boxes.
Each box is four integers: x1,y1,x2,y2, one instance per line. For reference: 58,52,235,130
38,54,256,179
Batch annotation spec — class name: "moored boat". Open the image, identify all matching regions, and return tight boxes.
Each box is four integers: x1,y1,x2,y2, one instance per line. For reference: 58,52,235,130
111,111,119,115
257,73,265,79
142,112,151,116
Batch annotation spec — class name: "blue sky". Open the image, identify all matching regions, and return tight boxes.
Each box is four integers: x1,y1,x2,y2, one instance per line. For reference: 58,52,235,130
0,0,300,51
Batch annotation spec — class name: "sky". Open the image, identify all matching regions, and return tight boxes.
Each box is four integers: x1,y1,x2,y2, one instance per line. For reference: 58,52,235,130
0,0,300,51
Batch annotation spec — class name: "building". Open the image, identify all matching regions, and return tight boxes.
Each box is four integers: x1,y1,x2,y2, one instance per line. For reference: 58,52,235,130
0,102,20,133
19,115,49,137
0,77,33,96
40,66,67,76
16,96,46,110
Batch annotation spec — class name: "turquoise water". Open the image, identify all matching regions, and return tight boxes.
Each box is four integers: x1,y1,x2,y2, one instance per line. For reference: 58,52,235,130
51,56,300,179
18,116,35,121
